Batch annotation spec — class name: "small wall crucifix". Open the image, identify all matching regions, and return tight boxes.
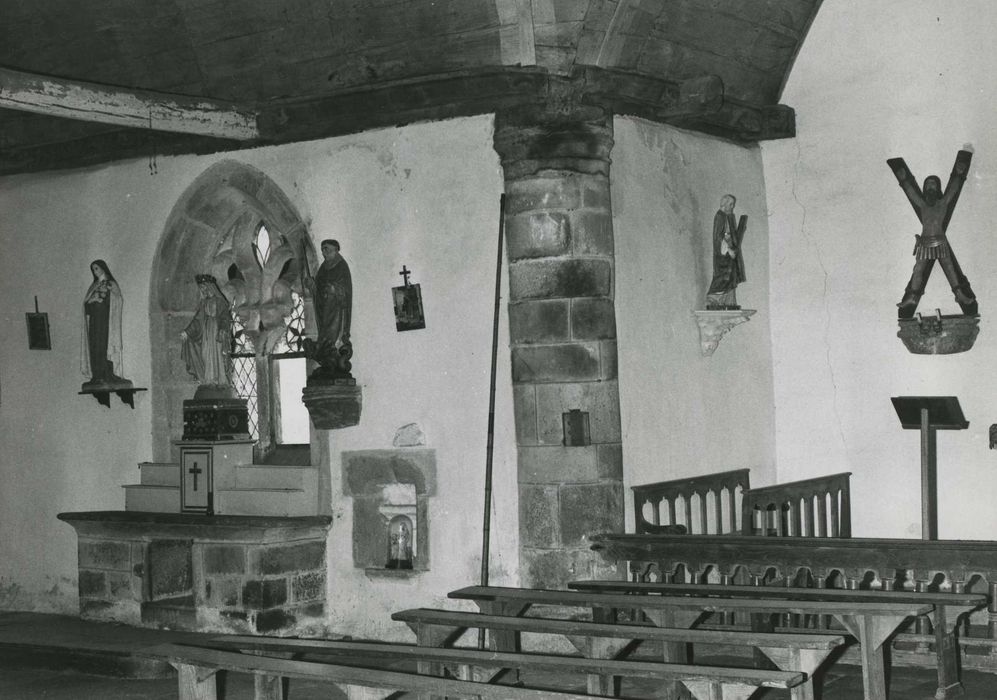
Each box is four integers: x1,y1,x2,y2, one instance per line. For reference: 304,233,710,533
392,264,426,332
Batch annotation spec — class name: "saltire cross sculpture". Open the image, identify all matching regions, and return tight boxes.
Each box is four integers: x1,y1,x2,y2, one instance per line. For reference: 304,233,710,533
887,147,976,319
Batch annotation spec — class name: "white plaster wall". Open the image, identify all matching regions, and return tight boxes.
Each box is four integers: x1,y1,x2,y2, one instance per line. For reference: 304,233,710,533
0,116,520,632
285,119,520,640
0,166,171,612
613,117,777,529
762,1,997,538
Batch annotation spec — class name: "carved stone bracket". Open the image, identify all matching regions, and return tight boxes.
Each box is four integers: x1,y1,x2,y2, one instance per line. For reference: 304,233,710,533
898,312,980,355
692,309,757,356
302,379,362,430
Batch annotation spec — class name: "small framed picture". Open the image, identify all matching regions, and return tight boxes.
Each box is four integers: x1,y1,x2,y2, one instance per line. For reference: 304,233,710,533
392,284,426,332
26,311,51,350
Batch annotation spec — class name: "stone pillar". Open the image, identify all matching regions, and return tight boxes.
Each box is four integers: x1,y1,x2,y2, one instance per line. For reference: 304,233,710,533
493,109,623,589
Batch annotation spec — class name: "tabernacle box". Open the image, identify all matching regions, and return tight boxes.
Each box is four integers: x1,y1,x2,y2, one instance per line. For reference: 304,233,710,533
182,398,250,441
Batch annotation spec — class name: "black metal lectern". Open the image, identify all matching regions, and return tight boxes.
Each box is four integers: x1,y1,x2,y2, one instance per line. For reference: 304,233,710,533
891,396,968,540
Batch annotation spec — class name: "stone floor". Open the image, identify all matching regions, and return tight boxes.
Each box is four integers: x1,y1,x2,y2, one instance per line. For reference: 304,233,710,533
1,611,994,699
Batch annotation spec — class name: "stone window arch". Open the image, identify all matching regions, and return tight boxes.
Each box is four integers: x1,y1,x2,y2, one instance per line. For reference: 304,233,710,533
150,160,316,463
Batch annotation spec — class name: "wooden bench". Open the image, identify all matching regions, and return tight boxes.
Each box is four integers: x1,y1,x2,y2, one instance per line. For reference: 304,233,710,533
449,584,960,700
151,641,618,700
392,607,840,700
206,633,804,700
566,580,987,700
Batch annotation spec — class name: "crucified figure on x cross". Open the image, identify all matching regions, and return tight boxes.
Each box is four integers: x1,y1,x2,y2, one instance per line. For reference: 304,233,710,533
888,145,977,319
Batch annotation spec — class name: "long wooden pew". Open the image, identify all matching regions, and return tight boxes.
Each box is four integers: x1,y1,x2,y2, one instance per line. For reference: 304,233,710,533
566,580,986,700
152,641,619,700
449,584,951,700
392,607,841,700
205,634,805,700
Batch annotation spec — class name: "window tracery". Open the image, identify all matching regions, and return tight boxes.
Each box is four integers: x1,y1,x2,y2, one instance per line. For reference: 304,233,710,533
221,219,309,443
152,161,315,463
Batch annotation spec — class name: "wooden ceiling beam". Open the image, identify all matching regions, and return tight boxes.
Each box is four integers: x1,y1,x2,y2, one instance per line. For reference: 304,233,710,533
0,66,260,140
0,66,794,176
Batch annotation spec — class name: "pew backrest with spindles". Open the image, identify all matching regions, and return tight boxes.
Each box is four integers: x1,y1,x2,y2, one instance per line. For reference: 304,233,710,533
741,472,852,537
632,468,750,535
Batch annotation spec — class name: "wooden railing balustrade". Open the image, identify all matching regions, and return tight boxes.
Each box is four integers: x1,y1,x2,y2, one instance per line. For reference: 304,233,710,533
589,532,997,670
632,468,750,534
743,471,852,537
632,469,852,538
632,470,852,625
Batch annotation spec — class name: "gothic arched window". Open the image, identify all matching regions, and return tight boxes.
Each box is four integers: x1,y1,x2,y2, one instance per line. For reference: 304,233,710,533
151,160,316,466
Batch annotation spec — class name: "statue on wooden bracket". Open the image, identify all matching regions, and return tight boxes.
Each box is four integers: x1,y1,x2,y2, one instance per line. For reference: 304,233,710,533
694,195,755,356
888,145,977,319
300,238,362,429
81,259,132,390
79,259,146,407
303,238,354,380
705,194,747,310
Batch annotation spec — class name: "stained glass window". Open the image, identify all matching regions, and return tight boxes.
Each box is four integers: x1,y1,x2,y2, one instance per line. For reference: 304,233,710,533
271,292,305,356
231,355,260,441
230,311,260,440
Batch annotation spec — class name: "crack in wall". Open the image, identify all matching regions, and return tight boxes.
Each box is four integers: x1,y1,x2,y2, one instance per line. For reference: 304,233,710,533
791,138,847,452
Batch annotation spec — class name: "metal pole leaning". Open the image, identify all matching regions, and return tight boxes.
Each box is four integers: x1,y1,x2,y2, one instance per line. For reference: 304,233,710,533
479,193,505,649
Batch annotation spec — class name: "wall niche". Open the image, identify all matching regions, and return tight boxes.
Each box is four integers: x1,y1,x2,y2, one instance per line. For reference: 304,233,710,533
342,448,435,575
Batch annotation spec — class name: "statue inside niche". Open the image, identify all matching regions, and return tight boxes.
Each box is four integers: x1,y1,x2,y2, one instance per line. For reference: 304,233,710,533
81,259,132,389
888,145,977,319
705,194,748,310
181,274,234,398
303,238,353,380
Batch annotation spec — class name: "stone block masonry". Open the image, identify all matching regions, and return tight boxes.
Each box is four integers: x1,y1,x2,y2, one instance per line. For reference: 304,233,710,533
494,109,624,589
59,511,331,636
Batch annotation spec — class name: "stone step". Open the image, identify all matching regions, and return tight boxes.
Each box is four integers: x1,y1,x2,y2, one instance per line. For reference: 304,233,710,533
123,484,180,513
138,461,316,491
234,464,318,490
214,487,318,517
138,462,180,487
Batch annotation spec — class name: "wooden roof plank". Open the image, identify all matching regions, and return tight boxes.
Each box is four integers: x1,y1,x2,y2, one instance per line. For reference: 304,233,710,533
0,67,260,140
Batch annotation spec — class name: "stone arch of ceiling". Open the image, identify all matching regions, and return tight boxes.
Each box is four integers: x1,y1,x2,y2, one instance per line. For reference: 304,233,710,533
147,159,316,461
